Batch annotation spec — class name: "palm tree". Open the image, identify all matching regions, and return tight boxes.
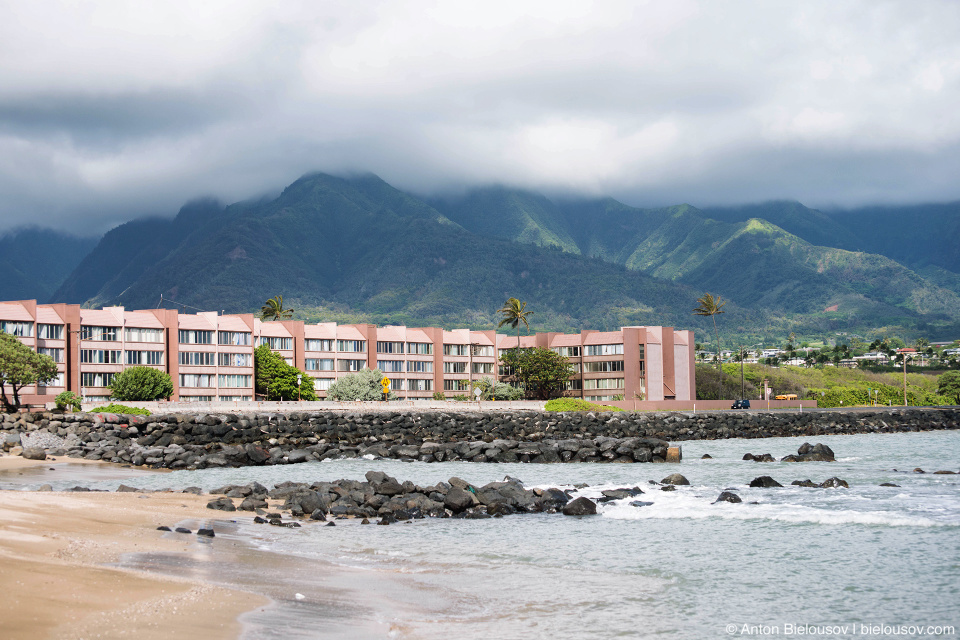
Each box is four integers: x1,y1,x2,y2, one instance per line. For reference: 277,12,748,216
497,297,533,364
693,293,726,400
260,295,294,321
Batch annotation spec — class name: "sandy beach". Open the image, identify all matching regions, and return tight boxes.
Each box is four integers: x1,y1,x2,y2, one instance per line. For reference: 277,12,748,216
0,456,266,640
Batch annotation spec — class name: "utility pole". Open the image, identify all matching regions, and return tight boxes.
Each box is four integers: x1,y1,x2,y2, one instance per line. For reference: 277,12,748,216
902,353,909,406
739,344,745,400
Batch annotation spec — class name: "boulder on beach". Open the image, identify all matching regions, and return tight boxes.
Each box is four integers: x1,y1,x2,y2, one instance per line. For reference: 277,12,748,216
206,497,237,511
21,447,46,460
791,480,817,487
661,473,690,486
749,476,783,488
561,496,597,516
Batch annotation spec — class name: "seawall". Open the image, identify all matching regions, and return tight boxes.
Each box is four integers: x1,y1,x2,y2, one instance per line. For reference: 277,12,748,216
2,407,957,470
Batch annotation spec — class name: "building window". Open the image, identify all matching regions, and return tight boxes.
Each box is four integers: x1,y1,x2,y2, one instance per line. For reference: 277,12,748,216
219,353,252,367
583,360,625,373
583,378,624,390
37,324,63,340
472,362,495,374
181,395,213,402
126,351,163,365
584,344,624,356
552,346,581,357
305,339,334,352
443,362,467,373
377,341,404,354
41,372,65,387
638,345,645,360
180,352,215,366
218,374,251,388
80,326,117,341
337,359,366,372
407,342,433,355
37,347,63,363
0,321,33,337
81,372,115,387
125,327,164,343
564,379,583,390
218,331,251,346
386,378,404,391
179,329,213,344
305,358,334,371
180,374,214,387
472,345,494,357
406,360,433,373
407,378,432,391
81,349,122,364
259,336,292,350
377,360,405,373
585,395,617,402
312,378,335,391
443,344,468,356
337,339,366,353
218,396,251,401
443,379,470,391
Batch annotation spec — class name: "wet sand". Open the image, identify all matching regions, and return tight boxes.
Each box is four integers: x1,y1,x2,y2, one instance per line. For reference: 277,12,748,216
0,455,267,639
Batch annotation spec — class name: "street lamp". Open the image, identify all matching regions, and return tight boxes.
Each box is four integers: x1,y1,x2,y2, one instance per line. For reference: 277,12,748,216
297,374,302,402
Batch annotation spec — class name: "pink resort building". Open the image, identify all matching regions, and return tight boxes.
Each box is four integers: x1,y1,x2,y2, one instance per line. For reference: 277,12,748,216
0,299,696,406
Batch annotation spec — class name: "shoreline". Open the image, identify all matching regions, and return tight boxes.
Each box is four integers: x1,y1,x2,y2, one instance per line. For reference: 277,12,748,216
0,461,268,640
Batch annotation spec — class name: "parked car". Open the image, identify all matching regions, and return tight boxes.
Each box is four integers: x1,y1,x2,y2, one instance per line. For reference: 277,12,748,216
731,399,751,409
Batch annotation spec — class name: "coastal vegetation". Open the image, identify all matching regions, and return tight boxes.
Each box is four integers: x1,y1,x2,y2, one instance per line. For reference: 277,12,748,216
260,295,294,320
697,363,952,407
544,398,624,412
0,332,58,412
694,292,725,399
326,368,395,401
109,366,174,402
254,345,317,401
499,347,575,400
88,403,151,415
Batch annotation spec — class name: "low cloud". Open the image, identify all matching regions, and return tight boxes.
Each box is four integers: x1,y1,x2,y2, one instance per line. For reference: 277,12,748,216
2,0,959,234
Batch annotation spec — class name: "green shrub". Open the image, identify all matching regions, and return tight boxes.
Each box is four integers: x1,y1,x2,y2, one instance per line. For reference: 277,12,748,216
451,394,470,401
327,368,395,401
545,398,623,412
432,391,446,400
89,403,152,416
55,391,82,412
110,366,173,401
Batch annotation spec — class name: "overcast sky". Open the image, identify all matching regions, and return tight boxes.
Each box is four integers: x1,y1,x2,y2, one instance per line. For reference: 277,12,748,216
2,1,959,235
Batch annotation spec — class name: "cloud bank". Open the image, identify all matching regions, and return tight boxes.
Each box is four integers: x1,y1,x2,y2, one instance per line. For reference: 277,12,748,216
2,0,959,233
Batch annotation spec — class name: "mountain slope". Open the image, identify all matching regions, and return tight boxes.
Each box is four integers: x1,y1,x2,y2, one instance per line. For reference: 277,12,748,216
66,173,725,336
0,228,99,302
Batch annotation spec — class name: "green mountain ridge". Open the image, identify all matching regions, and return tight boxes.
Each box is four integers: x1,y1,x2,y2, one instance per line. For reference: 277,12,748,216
3,172,957,343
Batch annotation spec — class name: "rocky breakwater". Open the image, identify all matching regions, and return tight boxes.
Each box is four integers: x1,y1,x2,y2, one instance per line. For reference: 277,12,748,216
203,471,595,523
0,410,673,469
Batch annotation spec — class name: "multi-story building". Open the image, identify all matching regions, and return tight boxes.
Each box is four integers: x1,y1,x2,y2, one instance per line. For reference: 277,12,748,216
0,300,695,405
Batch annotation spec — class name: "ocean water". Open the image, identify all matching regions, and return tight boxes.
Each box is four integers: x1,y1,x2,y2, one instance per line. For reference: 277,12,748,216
6,430,959,639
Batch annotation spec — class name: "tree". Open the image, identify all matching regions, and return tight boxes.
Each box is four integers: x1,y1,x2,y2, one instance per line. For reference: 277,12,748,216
497,297,533,351
937,371,960,405
110,366,174,401
260,295,294,321
327,368,393,401
254,344,316,401
499,347,574,400
0,332,59,412
693,293,726,399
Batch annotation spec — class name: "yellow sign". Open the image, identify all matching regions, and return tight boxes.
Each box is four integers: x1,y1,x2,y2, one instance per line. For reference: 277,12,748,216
381,377,391,389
